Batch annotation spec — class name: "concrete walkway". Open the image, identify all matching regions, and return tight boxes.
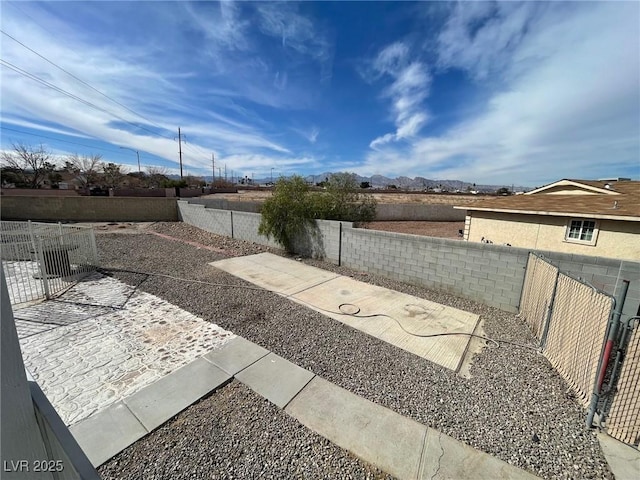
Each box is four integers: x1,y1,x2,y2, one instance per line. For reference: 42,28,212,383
211,253,481,372
13,264,630,479
69,334,541,479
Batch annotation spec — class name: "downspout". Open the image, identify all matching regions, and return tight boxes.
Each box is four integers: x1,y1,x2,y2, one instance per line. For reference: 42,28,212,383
586,280,630,427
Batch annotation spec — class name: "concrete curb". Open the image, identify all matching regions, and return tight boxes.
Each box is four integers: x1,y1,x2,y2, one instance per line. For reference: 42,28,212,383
69,335,542,479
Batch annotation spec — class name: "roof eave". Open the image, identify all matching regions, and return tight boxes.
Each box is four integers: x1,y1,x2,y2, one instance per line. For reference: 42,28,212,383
524,179,620,195
455,206,640,222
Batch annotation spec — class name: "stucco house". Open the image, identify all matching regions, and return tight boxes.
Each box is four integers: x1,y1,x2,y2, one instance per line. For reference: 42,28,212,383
455,179,640,261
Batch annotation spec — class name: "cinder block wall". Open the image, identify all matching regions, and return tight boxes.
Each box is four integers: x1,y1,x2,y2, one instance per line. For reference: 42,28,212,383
340,226,528,312
374,204,466,221
230,211,281,249
540,251,639,322
177,202,640,317
187,198,262,213
1,196,178,222
177,203,232,236
185,198,464,221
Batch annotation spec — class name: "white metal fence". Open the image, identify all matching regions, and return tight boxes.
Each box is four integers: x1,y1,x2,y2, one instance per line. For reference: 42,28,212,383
1,221,98,306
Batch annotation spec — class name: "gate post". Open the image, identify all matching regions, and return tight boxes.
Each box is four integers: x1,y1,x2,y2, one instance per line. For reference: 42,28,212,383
540,269,560,349
586,280,630,427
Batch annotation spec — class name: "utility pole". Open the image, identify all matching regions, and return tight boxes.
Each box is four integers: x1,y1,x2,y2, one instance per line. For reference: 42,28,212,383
177,127,184,179
212,153,215,184
224,164,227,182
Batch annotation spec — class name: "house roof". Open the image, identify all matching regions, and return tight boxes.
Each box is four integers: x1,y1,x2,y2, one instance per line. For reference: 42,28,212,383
455,179,640,221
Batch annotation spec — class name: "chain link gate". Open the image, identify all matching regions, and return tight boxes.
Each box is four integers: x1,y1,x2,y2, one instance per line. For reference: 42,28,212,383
519,253,638,447
599,316,640,447
543,272,614,405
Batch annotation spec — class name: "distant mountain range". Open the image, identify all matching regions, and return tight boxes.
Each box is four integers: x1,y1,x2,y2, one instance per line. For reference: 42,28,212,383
178,172,530,193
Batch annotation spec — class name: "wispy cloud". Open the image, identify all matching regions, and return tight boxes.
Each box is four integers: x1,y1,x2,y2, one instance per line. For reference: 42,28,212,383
0,1,330,175
360,1,639,184
367,42,431,150
291,126,319,144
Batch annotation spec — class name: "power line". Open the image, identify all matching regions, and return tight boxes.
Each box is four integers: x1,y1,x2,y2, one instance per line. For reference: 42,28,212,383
0,59,170,141
0,29,173,140
0,125,132,155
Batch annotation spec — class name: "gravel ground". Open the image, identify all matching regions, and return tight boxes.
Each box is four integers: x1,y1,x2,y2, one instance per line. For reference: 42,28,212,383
95,223,613,480
99,381,392,479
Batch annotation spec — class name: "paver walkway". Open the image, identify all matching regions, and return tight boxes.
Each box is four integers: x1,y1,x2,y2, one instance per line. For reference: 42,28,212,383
15,272,234,426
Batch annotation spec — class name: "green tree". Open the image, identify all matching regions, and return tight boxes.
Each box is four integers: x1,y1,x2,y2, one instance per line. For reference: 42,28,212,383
310,173,376,222
259,173,377,253
102,162,126,188
160,179,187,188
258,175,312,252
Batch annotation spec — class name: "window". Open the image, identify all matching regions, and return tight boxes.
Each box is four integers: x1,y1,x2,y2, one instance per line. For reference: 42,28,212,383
565,218,598,245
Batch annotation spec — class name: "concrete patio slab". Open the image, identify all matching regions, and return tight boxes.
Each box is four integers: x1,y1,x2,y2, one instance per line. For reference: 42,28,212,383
204,335,270,375
18,272,235,426
69,401,146,468
419,428,539,479
211,252,340,296
285,376,427,479
597,432,640,480
210,253,480,371
235,352,315,408
124,357,231,431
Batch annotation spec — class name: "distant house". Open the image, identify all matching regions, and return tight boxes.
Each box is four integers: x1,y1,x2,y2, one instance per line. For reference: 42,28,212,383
455,179,640,261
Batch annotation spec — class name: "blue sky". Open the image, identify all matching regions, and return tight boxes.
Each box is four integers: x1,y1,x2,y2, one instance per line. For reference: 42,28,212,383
1,1,638,186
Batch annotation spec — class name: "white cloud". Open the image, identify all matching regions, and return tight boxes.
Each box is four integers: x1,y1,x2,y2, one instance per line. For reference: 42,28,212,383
362,2,640,185
436,2,537,81
0,3,302,175
368,43,431,150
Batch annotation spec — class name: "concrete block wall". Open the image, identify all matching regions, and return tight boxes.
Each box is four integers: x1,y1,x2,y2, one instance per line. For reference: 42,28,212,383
230,211,281,249
340,227,527,312
374,204,466,221
177,201,640,316
291,219,352,263
177,202,347,261
177,202,232,237
187,198,262,213
0,196,178,222
541,251,640,322
187,199,464,221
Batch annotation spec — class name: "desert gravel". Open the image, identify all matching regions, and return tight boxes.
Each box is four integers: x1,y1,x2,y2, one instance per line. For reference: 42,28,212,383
95,222,613,480
99,381,391,480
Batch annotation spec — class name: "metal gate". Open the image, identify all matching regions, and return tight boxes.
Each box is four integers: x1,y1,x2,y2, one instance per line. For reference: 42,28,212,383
542,272,613,405
519,253,639,447
518,253,559,342
519,254,614,401
601,317,640,446
1,220,98,306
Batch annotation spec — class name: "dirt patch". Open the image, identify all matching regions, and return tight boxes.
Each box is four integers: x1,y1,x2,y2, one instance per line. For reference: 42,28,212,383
203,190,482,206
362,221,465,239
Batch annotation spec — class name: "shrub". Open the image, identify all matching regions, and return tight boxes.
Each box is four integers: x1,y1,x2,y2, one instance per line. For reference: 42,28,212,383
258,175,313,252
259,173,377,252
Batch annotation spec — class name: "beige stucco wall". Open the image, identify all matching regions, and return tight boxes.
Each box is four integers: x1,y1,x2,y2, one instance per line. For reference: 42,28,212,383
467,211,640,261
